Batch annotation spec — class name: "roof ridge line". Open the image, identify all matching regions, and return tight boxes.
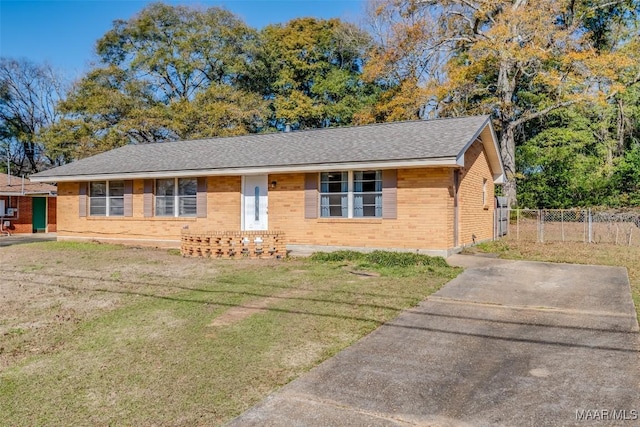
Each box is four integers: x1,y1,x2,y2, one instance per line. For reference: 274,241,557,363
120,114,490,147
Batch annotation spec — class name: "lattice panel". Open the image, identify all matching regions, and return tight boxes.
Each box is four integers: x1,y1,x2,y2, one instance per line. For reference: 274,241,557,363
181,231,286,259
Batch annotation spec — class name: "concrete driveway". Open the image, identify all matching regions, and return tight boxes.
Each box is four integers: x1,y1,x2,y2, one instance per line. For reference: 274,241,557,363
0,233,56,247
228,255,640,426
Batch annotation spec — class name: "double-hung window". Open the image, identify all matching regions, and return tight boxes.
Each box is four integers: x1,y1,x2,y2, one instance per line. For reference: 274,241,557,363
178,178,197,216
155,178,197,217
353,171,382,217
108,181,125,216
320,172,348,217
320,171,382,218
89,181,124,216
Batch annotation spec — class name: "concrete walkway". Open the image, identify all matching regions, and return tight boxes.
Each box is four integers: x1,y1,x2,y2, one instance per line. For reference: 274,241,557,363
0,233,56,247
228,255,640,426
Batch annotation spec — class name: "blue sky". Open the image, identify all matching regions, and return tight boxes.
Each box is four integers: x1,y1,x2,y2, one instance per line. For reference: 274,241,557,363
0,0,364,78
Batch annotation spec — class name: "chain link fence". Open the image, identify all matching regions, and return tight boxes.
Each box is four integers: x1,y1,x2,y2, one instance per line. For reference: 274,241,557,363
494,208,640,247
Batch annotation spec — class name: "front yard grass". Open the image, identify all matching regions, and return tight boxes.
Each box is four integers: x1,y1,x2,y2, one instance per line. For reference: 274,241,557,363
0,242,459,426
470,239,640,323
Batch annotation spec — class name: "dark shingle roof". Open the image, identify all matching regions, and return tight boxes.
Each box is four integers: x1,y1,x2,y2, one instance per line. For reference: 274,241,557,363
33,116,492,179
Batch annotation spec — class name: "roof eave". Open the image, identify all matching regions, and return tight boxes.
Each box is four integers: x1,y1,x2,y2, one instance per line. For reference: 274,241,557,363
29,157,461,182
0,191,56,196
455,118,505,179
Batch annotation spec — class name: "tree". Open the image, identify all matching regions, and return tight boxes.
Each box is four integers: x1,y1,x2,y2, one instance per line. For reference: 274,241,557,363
248,18,378,129
168,83,268,139
96,2,257,102
42,66,170,159
612,145,640,206
356,0,448,123
363,0,640,206
517,109,612,208
0,58,66,174
45,3,267,159
517,85,640,208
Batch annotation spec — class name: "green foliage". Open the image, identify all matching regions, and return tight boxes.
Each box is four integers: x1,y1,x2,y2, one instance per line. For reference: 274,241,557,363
363,0,640,206
248,18,378,129
32,241,124,251
517,102,640,208
168,84,268,138
517,109,608,207
309,250,449,268
96,3,257,101
612,145,640,206
39,8,377,160
43,66,166,158
21,0,640,210
42,4,267,158
309,250,366,262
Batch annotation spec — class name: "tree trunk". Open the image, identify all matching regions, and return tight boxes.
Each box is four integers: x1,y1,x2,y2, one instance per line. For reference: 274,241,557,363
22,140,39,173
616,98,625,156
500,124,517,207
496,53,518,207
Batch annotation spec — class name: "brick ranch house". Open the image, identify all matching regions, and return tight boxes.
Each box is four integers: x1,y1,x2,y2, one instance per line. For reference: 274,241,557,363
0,173,57,234
30,115,504,257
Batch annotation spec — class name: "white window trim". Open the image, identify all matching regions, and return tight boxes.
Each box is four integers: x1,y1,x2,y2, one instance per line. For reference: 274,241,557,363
353,170,382,218
90,180,124,217
319,170,382,219
155,178,197,218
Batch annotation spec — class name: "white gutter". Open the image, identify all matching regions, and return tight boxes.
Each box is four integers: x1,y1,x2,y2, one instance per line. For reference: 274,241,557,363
0,191,57,196
29,157,462,183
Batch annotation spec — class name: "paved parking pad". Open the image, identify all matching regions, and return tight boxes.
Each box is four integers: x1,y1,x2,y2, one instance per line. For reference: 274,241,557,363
228,256,640,426
0,233,56,247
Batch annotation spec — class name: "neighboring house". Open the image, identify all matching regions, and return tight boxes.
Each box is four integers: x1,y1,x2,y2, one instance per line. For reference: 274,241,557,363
30,115,504,256
0,173,57,234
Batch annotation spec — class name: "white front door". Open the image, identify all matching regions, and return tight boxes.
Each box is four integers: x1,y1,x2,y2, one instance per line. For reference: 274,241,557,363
243,175,268,230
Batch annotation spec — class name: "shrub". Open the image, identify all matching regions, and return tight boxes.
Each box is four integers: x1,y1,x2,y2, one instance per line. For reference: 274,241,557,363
309,250,448,268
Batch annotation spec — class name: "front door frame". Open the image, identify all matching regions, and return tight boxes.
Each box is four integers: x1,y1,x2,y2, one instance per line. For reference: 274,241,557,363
32,196,48,233
241,175,269,231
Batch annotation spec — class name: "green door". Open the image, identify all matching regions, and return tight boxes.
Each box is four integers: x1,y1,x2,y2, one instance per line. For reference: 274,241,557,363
32,197,47,233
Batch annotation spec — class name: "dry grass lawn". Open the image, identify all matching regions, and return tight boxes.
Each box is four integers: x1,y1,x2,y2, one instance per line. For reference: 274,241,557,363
0,241,459,426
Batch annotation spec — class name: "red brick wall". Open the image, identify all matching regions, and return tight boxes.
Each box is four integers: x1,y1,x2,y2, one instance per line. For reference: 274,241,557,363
0,195,57,234
0,196,32,233
48,197,57,232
